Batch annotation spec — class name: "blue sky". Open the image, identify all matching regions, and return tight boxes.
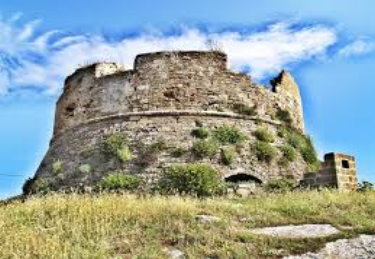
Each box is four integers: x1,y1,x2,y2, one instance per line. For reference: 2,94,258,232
0,0,374,198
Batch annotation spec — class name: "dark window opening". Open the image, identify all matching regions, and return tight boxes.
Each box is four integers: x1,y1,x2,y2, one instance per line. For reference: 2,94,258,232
65,104,76,117
225,173,262,184
342,160,350,169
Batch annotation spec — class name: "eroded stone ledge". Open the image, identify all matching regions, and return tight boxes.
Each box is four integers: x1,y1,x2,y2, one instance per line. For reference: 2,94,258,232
51,110,283,142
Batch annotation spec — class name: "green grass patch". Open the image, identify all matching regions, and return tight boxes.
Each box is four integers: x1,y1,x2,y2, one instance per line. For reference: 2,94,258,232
99,173,142,191
0,191,374,258
191,127,210,139
192,139,219,158
253,141,277,163
213,125,246,144
253,127,275,143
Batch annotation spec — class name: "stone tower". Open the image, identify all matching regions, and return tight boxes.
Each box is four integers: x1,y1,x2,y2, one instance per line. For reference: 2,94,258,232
302,153,358,191
24,51,321,193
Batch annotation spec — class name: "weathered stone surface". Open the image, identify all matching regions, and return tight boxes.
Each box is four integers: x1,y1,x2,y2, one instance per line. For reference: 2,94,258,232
26,51,314,193
285,235,375,259
249,224,340,238
167,249,185,259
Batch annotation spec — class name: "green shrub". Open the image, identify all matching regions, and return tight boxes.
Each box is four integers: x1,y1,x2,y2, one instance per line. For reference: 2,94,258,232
277,127,289,138
276,109,292,125
280,145,297,162
253,127,275,143
191,127,210,139
253,141,277,163
286,130,305,149
192,139,219,158
284,130,320,170
99,173,142,191
102,133,128,155
233,103,257,116
221,148,235,165
158,163,223,197
117,146,133,163
52,160,63,174
78,164,92,174
214,125,246,144
265,178,295,193
33,179,51,194
300,136,320,171
357,181,374,192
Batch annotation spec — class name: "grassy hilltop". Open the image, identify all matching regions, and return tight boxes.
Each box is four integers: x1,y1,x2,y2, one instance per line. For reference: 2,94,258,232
0,191,374,258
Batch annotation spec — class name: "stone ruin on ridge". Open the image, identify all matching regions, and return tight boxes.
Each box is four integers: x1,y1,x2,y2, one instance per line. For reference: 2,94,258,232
23,51,358,194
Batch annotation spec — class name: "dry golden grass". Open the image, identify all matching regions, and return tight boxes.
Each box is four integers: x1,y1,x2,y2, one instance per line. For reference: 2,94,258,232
0,190,374,258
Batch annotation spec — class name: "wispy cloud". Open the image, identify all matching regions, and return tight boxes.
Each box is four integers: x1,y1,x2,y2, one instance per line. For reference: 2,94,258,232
0,15,338,96
338,39,375,58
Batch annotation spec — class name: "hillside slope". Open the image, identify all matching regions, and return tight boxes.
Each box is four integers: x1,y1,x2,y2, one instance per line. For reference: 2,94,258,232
1,191,374,258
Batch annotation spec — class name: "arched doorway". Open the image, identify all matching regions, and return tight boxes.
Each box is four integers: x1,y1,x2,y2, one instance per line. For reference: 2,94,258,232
224,173,262,197
225,173,262,184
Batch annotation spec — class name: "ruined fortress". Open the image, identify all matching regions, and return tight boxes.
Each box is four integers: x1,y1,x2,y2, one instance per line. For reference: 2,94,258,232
24,51,358,193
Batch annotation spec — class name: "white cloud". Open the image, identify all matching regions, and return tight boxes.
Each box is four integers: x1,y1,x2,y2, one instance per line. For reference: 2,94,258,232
0,17,338,96
338,40,375,58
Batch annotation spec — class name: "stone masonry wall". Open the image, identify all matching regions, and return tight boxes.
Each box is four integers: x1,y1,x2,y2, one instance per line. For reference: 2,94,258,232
32,114,309,191
54,51,304,136
27,51,311,193
302,153,358,191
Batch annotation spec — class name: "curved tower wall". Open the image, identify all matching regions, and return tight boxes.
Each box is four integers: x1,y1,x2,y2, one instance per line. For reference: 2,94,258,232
28,51,309,192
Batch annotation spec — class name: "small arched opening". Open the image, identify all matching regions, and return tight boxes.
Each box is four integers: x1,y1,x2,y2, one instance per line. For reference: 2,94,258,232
225,173,262,184
224,173,262,197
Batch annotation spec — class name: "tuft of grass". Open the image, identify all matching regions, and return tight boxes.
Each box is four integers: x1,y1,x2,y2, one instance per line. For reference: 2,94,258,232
192,139,219,158
0,191,374,258
78,164,92,174
213,125,246,144
52,160,63,175
279,145,297,167
117,146,133,163
280,128,320,170
102,133,128,156
191,127,210,139
276,109,292,125
253,141,277,164
221,148,235,165
99,173,142,191
253,127,275,143
158,163,224,197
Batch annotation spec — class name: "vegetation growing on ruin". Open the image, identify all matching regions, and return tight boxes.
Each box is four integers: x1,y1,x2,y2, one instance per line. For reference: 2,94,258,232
221,147,235,165
99,173,142,191
102,133,129,156
253,141,277,163
192,139,219,158
265,178,296,193
117,146,133,163
278,128,320,171
136,139,168,167
1,191,374,258
276,109,293,125
158,163,223,197
78,164,92,174
232,103,258,116
52,160,63,174
253,127,275,143
279,145,297,167
213,125,246,144
191,127,210,139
